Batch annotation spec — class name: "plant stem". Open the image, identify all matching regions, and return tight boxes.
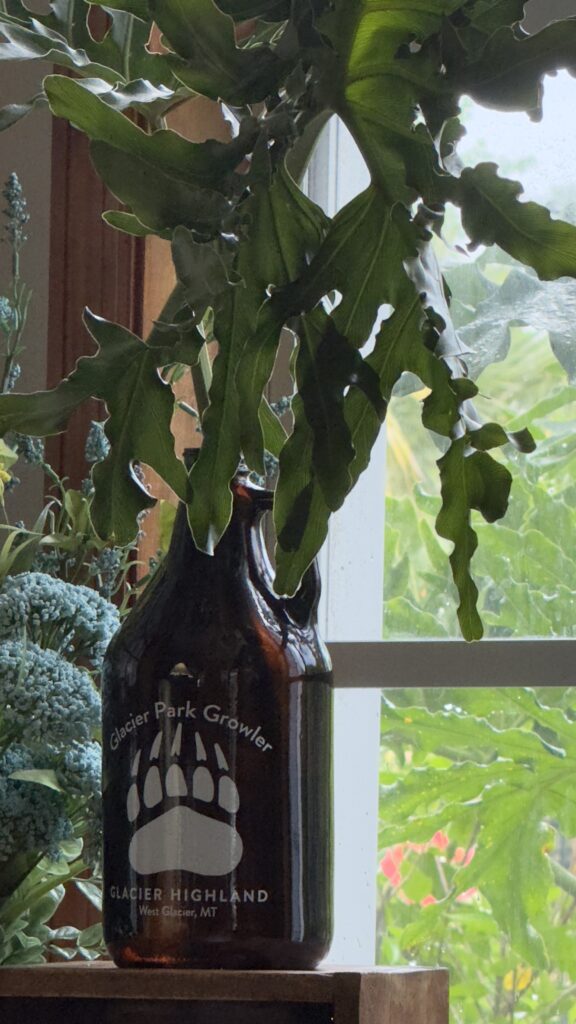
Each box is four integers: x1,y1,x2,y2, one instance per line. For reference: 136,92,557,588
1,331,16,394
66,0,74,45
550,858,576,899
145,280,212,424
192,344,212,424
434,855,450,897
145,281,188,348
0,274,27,396
559,894,576,926
41,460,67,499
121,16,133,82
492,938,507,1020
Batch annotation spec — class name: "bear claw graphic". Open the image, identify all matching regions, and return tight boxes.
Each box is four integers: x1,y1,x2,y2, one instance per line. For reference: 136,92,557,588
127,725,243,876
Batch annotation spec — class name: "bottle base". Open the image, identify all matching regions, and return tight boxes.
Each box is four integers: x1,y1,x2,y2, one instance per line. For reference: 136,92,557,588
107,937,332,971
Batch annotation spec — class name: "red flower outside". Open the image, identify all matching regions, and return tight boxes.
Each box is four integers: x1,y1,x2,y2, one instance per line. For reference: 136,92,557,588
379,832,478,906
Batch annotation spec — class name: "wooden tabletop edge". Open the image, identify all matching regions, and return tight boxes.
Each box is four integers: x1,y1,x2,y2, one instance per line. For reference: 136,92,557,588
0,963,449,1002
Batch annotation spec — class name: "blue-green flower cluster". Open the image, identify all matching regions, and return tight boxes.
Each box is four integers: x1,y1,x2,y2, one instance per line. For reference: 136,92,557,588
0,571,108,869
0,555,119,884
0,296,15,333
89,547,122,599
0,745,72,864
14,433,45,465
6,362,21,391
57,740,102,868
0,640,100,744
84,420,110,464
0,739,104,869
58,741,101,801
270,396,292,417
0,572,120,670
30,548,62,577
2,172,29,249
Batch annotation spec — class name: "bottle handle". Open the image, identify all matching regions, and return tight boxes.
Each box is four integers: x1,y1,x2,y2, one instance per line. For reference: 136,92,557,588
283,561,321,629
248,495,319,630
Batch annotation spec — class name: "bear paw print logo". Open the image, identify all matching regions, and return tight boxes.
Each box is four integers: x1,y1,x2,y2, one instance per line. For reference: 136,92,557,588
126,725,242,876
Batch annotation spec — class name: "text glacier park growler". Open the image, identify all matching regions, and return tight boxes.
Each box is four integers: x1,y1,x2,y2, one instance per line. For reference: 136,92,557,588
102,464,333,968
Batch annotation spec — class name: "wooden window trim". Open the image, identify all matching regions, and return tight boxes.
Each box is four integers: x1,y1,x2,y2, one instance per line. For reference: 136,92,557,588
46,116,145,486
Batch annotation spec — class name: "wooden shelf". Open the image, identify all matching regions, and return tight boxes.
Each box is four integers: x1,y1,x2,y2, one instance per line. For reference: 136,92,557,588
0,962,448,1023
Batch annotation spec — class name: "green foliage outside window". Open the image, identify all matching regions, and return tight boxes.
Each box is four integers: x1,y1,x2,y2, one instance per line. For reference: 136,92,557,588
383,248,576,639
380,232,576,1019
378,685,576,1023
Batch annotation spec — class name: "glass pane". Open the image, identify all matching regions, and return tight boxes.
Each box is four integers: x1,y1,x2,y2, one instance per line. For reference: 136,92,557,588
383,72,576,640
377,685,576,1024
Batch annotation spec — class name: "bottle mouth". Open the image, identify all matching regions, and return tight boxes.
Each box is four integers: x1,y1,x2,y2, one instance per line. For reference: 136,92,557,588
183,449,272,504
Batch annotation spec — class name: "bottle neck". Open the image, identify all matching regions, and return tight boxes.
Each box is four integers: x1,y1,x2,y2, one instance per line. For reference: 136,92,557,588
166,475,267,578
166,473,320,628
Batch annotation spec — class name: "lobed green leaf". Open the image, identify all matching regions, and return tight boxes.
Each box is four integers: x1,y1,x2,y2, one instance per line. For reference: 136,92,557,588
151,0,289,105
436,440,512,639
89,0,151,21
44,74,256,188
0,94,48,132
457,164,576,282
0,20,119,83
454,21,576,119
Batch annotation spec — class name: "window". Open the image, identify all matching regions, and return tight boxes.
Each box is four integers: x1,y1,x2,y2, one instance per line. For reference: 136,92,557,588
311,23,576,1021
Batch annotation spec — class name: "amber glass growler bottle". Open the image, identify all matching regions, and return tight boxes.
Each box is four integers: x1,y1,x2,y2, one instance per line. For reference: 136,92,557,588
102,463,333,968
